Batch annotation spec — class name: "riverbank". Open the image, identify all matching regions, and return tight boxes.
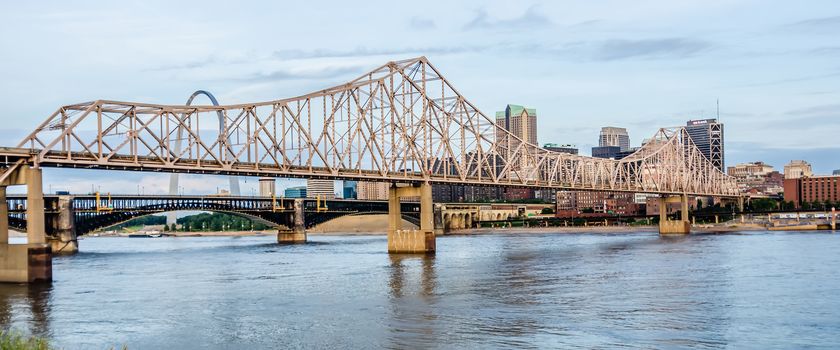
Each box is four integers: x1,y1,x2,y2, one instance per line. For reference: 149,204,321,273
451,225,658,235
167,231,274,237
89,230,274,238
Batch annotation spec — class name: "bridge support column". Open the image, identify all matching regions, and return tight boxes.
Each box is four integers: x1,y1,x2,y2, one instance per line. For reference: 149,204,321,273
433,204,445,235
388,183,435,254
278,198,306,243
832,207,836,231
25,168,46,245
0,187,6,245
658,194,690,235
0,166,51,283
48,196,78,254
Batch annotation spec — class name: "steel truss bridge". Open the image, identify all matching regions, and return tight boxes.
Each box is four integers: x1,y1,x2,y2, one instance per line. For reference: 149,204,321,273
3,56,737,197
5,195,421,236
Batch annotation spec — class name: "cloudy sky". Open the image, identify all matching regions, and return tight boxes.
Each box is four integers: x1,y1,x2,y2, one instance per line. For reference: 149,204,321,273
1,0,838,195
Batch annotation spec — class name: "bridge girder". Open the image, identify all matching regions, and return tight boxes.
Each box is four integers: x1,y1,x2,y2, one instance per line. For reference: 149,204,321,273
4,57,737,197
5,196,422,236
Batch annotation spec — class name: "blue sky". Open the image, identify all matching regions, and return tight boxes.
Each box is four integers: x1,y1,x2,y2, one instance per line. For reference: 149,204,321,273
1,0,839,195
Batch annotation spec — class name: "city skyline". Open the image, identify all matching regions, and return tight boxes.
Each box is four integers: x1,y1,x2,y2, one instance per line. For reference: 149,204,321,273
1,1,838,194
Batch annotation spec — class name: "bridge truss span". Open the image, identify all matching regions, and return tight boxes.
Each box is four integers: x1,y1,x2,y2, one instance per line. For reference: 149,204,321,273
12,56,738,197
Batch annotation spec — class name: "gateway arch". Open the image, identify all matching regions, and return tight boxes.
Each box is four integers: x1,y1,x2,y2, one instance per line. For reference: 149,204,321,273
167,90,241,225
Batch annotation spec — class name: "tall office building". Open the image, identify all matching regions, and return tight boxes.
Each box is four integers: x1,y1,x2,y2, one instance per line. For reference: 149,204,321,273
834,169,840,176
598,127,630,151
258,177,276,197
685,119,724,172
495,104,538,146
306,179,335,199
591,145,637,160
343,181,357,199
284,186,307,198
784,160,813,179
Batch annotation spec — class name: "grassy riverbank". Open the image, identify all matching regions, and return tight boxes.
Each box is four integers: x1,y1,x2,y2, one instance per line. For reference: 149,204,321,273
0,331,51,350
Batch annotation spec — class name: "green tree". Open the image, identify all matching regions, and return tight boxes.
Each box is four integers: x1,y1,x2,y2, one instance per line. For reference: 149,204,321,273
210,219,223,231
781,201,795,211
814,200,825,211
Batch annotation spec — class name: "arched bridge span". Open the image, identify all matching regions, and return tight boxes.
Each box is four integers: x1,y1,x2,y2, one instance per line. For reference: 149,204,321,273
6,194,420,236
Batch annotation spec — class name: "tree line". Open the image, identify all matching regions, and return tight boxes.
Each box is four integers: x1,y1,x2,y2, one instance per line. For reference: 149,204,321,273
109,212,272,232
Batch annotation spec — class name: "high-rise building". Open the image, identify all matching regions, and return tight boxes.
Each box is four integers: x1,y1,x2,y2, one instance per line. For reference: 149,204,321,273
357,181,390,200
598,127,630,151
495,104,538,146
493,105,538,201
534,189,556,202
284,186,307,198
343,181,357,199
543,143,578,155
306,179,335,199
685,119,724,172
834,169,840,176
591,146,620,159
258,177,276,197
784,160,813,179
591,146,637,160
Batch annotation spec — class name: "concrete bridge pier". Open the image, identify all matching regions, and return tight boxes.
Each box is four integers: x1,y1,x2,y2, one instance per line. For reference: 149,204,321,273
433,204,445,236
832,207,836,231
659,194,690,235
48,196,78,254
388,183,434,254
278,198,306,243
0,166,51,283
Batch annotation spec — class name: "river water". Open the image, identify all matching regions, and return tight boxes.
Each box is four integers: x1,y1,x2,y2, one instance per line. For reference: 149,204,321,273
0,231,838,349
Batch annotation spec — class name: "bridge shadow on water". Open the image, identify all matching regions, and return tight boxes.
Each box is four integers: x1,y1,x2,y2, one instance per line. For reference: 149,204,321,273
0,283,52,339
385,253,441,349
55,235,393,261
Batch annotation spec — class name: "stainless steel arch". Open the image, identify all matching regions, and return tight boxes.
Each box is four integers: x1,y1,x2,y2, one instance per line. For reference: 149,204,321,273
167,90,241,225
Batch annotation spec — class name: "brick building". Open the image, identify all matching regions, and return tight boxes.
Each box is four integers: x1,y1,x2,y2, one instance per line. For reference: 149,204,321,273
726,161,784,195
784,175,840,208
557,191,642,216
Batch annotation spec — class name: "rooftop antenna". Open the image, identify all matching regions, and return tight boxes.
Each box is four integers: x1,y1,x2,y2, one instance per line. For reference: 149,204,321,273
716,98,720,121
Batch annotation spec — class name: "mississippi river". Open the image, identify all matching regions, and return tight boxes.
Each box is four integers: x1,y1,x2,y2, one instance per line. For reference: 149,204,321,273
0,231,838,349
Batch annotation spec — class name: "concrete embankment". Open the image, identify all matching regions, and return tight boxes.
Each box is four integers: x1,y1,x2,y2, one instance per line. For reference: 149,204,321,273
450,226,658,235
307,214,417,235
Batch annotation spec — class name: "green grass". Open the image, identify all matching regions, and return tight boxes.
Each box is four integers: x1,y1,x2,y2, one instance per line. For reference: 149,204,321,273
0,331,51,350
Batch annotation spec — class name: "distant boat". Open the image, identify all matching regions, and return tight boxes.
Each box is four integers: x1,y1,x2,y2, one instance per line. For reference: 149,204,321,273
129,230,163,238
